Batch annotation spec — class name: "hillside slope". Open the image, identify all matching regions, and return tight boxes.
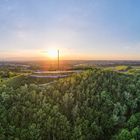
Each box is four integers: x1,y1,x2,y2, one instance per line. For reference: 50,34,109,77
0,68,140,140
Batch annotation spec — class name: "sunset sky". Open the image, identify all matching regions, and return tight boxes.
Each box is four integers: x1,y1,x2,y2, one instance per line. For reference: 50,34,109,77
0,0,140,60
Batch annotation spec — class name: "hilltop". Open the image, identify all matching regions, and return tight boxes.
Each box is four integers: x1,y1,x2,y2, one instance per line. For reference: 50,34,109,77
0,68,140,139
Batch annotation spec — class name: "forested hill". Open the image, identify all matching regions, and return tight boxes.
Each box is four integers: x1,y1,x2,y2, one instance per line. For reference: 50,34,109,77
0,68,140,140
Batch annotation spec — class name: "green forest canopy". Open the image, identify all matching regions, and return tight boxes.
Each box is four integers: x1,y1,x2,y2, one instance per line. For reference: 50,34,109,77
0,68,140,140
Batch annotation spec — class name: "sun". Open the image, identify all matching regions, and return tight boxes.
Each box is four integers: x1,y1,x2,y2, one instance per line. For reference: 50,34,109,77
48,49,58,58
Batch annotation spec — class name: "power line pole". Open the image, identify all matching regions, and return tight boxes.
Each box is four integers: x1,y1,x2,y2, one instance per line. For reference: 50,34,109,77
58,49,59,71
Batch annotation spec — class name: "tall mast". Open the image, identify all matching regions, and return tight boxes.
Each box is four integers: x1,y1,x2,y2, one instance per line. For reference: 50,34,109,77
58,49,59,70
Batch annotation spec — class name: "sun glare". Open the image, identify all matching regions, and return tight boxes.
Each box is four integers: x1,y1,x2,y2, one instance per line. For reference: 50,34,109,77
48,49,58,59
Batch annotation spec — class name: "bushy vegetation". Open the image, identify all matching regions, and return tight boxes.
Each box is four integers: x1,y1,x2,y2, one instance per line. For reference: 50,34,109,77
115,65,132,72
0,71,18,78
128,67,140,74
3,74,56,89
0,68,140,139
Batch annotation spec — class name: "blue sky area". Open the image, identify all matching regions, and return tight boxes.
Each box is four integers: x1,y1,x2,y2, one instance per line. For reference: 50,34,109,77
0,0,140,60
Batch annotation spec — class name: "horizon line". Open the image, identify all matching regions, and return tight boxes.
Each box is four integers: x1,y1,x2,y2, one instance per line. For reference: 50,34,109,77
0,59,140,62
